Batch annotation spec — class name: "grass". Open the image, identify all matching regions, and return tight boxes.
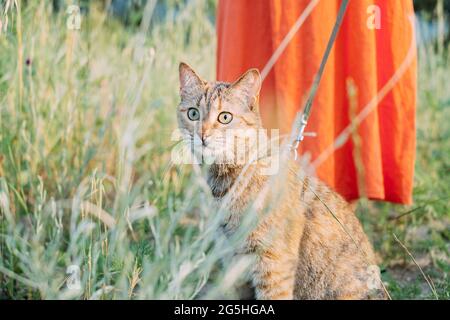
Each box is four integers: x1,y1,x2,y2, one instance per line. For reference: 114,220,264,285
0,1,449,300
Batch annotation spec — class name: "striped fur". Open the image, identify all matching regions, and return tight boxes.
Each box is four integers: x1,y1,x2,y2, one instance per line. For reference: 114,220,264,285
177,63,386,300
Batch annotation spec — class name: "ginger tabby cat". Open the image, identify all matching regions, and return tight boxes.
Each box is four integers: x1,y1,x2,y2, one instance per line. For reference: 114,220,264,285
177,62,387,300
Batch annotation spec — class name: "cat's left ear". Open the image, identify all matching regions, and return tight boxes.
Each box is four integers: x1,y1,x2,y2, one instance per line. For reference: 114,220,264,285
229,68,261,111
179,62,205,99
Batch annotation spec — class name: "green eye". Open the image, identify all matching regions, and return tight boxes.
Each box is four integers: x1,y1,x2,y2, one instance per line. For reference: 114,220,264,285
187,108,200,121
218,112,233,124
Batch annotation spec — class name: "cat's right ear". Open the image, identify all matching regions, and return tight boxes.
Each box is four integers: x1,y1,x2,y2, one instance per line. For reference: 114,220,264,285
179,62,204,99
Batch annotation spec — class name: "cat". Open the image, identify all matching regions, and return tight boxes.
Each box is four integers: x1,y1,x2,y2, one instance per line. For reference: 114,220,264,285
177,62,387,300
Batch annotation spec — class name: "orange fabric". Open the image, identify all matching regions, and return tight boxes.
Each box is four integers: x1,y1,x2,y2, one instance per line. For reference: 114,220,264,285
217,0,417,204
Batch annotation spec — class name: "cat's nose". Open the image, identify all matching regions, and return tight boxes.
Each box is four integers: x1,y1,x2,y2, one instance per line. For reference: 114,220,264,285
201,135,208,146
201,125,210,146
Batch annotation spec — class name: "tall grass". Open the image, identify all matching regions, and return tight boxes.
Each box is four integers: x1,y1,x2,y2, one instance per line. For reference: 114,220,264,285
0,1,448,300
0,0,253,299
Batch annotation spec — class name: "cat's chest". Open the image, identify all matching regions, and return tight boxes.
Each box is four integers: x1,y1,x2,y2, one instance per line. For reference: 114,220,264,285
208,174,261,210
213,195,244,225
213,198,259,255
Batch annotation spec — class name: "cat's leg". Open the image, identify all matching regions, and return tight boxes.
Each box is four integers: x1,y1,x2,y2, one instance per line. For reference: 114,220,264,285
334,278,387,300
249,201,305,300
335,285,381,300
332,264,387,300
252,250,297,300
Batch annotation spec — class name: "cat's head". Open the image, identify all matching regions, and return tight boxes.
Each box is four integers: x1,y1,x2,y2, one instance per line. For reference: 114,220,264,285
177,62,262,165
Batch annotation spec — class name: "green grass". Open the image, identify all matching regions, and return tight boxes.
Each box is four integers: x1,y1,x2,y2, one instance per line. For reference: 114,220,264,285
0,1,449,300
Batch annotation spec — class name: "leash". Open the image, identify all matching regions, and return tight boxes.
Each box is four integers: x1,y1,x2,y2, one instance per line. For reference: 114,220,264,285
290,0,350,160
283,0,392,299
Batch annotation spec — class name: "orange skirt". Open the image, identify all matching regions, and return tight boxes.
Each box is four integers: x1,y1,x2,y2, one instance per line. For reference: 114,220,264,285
217,0,417,204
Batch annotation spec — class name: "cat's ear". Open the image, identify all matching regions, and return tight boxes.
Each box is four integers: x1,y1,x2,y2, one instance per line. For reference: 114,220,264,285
179,62,204,98
229,68,261,111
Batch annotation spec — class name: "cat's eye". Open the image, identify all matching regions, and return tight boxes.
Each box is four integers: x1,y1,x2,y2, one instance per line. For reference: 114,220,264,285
187,108,200,121
217,112,233,124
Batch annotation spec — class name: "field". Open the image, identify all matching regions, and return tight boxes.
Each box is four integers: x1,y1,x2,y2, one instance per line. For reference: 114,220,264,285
0,1,448,299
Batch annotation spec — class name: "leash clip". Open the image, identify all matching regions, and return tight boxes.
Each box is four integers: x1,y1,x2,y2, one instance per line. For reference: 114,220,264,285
290,114,316,160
